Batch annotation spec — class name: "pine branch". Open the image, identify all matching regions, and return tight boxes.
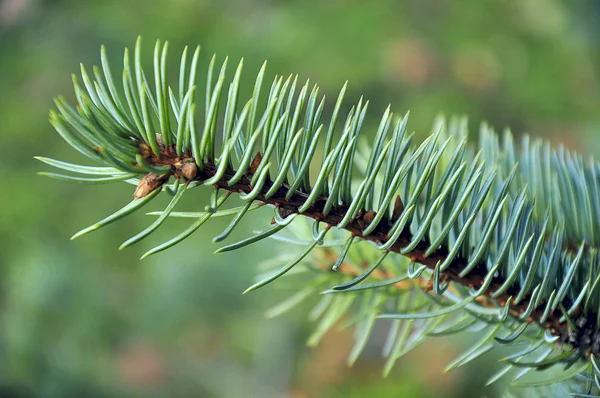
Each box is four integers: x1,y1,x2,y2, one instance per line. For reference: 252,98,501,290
37,37,600,395
149,141,595,354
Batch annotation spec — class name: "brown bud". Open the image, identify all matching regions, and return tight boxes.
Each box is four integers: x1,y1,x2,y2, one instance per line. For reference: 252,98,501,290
134,173,168,199
138,142,153,159
180,159,198,181
155,134,164,148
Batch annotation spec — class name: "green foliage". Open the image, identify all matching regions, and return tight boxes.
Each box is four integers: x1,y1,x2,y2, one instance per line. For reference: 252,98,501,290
38,38,600,397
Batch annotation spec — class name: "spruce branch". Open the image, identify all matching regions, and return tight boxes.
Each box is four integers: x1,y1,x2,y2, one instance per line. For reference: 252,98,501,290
37,37,600,395
142,139,592,353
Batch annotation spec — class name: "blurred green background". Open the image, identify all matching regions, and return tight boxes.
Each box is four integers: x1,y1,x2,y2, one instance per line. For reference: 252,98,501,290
1,0,600,397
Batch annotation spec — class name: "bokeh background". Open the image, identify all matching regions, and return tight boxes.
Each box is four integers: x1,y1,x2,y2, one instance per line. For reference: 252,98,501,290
1,0,600,397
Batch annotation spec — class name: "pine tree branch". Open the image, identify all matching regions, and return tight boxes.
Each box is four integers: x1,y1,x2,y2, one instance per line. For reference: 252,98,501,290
148,140,598,357
39,39,600,393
